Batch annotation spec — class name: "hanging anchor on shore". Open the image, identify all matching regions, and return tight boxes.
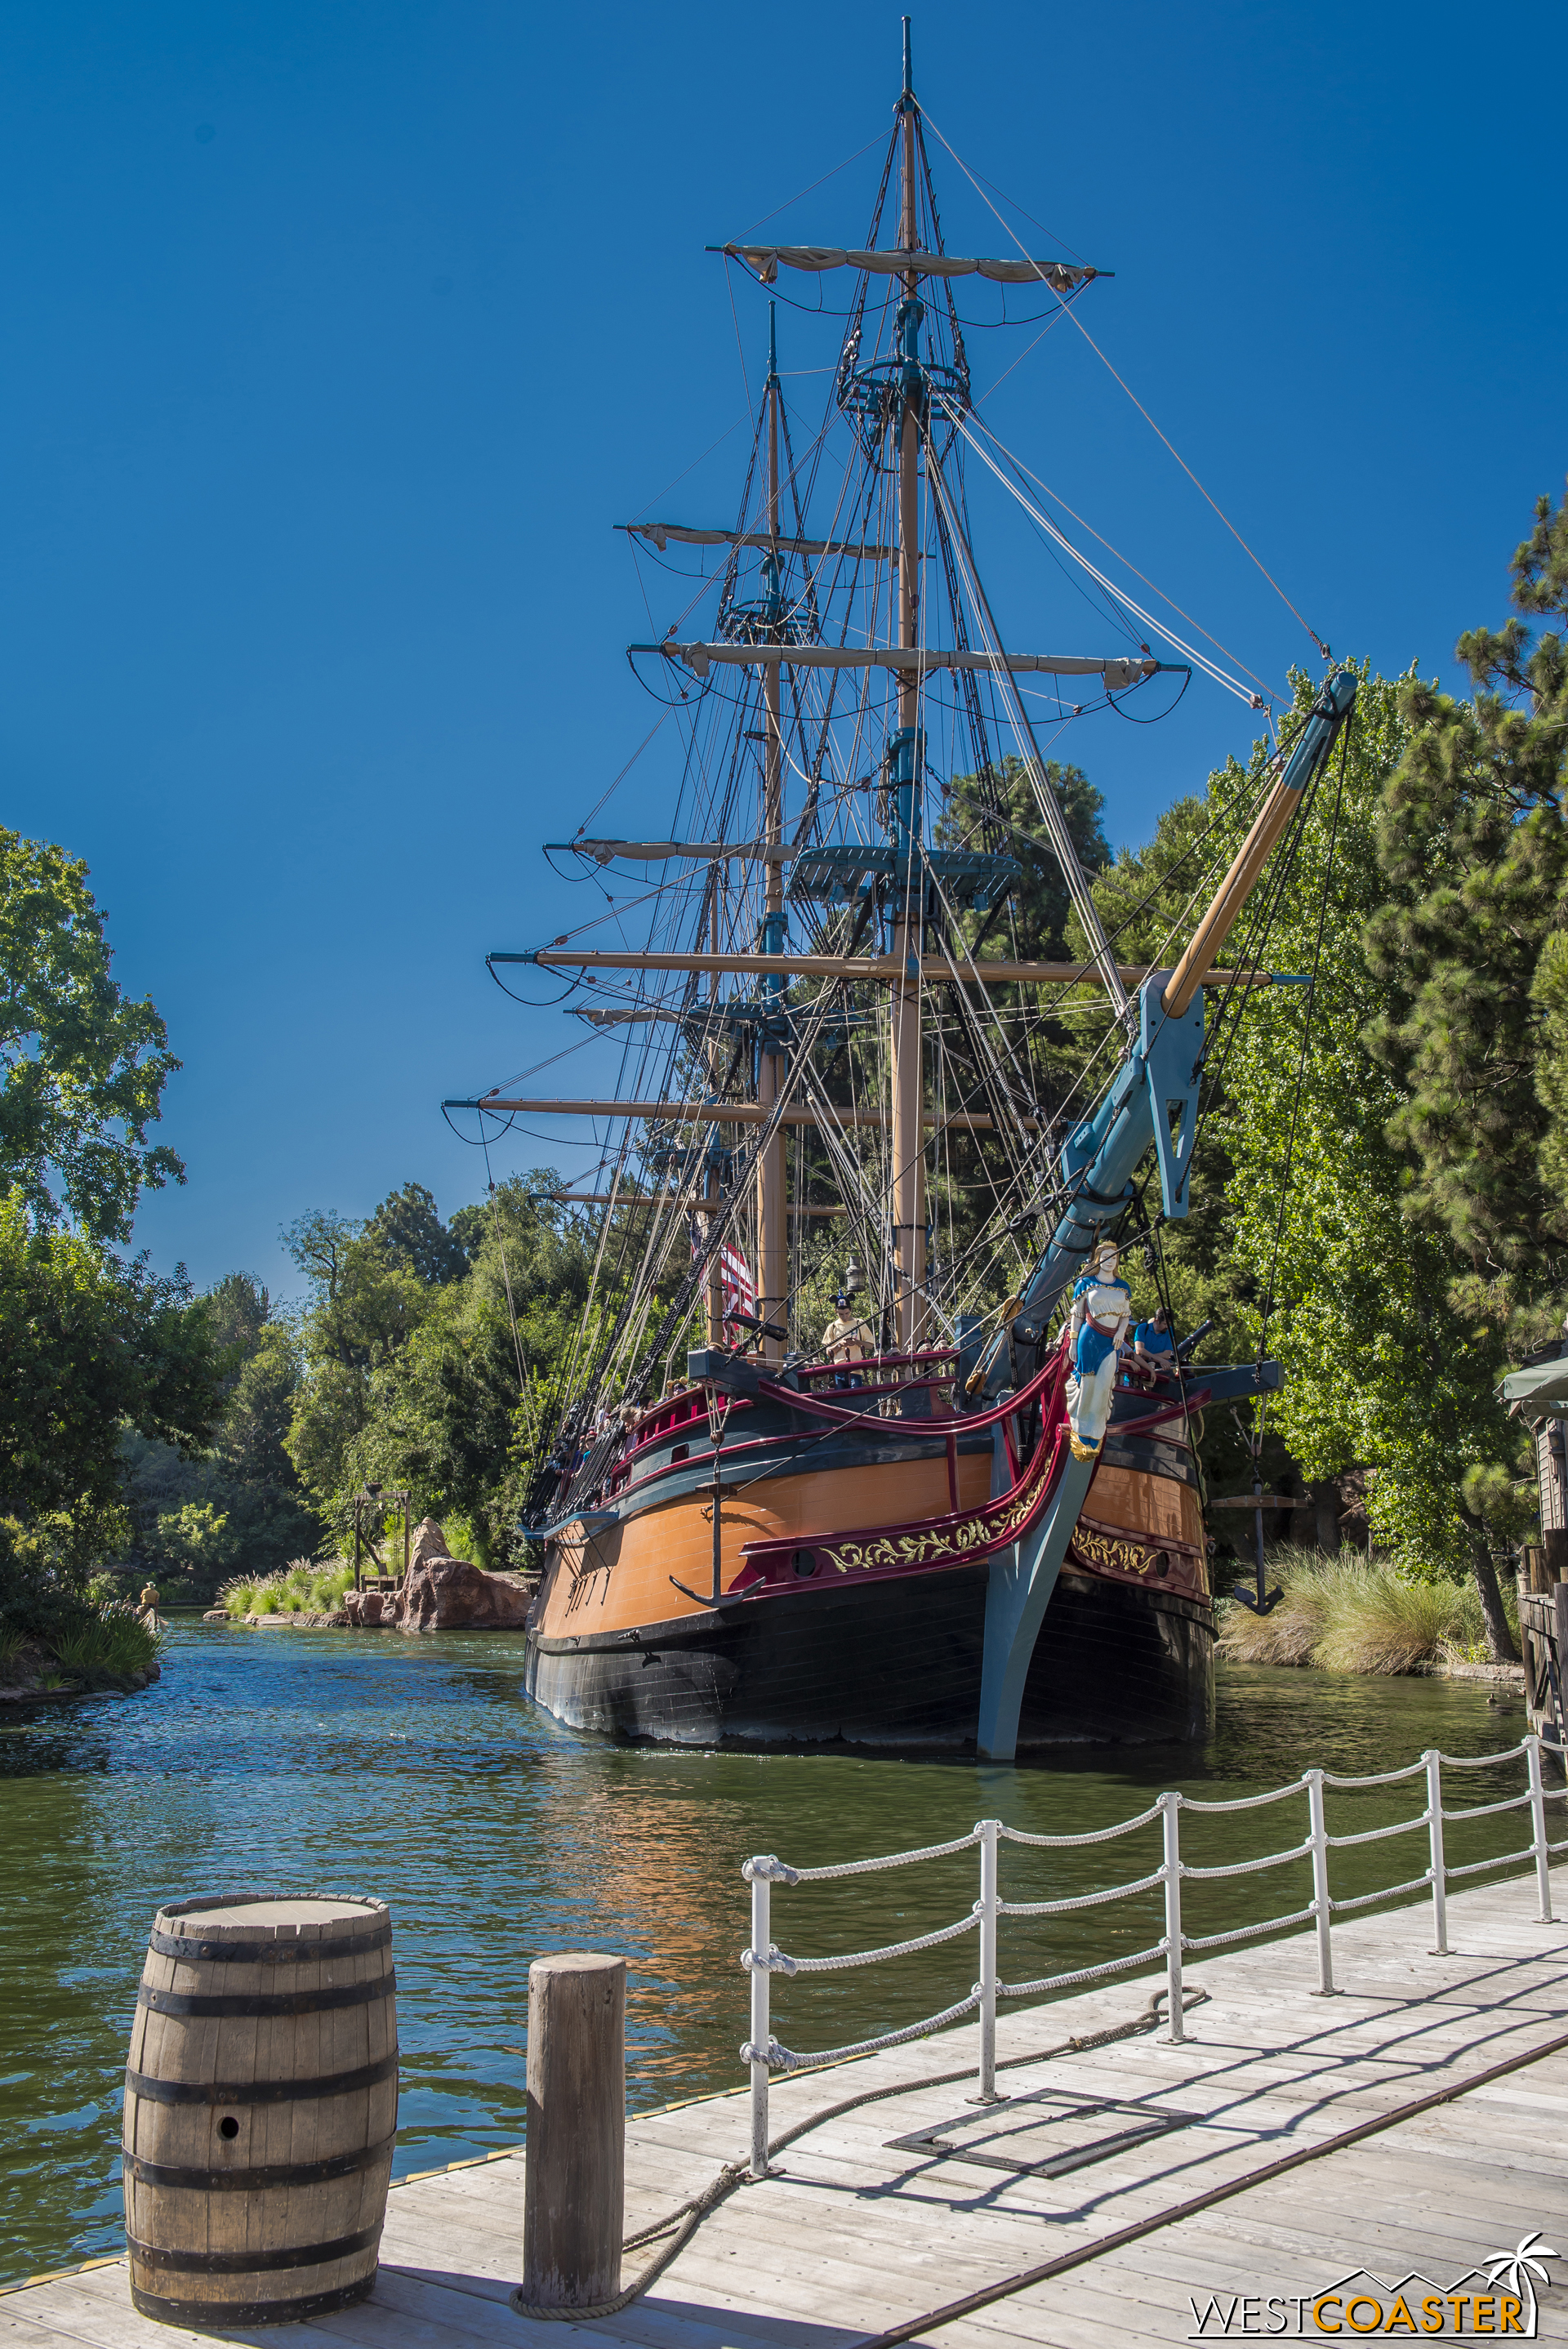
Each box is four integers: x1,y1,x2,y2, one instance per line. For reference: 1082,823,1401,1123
1226,1405,1284,1616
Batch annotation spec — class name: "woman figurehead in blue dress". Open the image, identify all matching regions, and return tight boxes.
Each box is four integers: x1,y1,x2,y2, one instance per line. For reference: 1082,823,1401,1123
1066,1240,1134,1460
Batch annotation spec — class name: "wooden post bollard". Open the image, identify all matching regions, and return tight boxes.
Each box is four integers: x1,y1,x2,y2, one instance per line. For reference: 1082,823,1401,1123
518,1953,626,2310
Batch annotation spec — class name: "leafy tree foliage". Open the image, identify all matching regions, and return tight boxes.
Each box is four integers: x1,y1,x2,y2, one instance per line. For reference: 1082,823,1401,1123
1086,668,1526,1653
368,1182,470,1286
1,828,184,1241
281,1206,431,1509
938,756,1111,963
116,1273,323,1592
275,1176,602,1563
0,1192,225,1620
1365,481,1568,1331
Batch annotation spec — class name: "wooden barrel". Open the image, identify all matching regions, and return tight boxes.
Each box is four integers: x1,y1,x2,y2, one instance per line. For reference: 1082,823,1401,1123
122,1895,397,2327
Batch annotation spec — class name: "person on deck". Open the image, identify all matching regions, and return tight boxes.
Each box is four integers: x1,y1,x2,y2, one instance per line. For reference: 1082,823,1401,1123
822,1295,874,1388
1066,1241,1134,1460
1129,1305,1178,1384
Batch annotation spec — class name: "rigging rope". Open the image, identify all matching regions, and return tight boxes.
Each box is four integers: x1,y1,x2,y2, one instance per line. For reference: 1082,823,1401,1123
1251,711,1353,1400
920,109,1332,664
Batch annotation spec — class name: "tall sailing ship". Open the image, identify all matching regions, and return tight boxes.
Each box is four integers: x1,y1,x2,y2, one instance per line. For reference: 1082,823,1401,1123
451,29,1356,1758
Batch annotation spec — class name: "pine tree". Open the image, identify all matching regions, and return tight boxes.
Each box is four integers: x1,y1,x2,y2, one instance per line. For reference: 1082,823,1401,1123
1365,482,1568,1333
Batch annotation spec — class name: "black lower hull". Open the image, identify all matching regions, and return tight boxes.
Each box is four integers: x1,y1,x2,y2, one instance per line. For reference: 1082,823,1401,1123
525,1564,1213,1754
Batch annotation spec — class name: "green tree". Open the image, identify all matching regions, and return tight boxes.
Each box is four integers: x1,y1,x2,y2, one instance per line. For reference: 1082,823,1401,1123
938,756,1111,963
119,1274,324,1589
1,827,184,1241
332,1176,605,1559
0,1192,225,1620
1364,480,1568,1332
283,1188,479,1524
1087,667,1525,1653
368,1182,470,1286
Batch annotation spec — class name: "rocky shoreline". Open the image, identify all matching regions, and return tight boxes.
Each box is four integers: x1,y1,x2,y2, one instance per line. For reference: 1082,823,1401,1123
0,1646,162,1706
208,1520,536,1637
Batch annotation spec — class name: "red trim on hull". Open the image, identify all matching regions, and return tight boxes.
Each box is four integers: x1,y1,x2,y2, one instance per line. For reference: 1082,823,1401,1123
736,1352,1071,1591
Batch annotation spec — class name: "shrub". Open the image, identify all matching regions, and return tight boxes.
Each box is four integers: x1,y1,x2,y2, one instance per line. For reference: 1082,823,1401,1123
218,1558,354,1618
48,1602,158,1686
1218,1548,1517,1675
1217,1550,1331,1667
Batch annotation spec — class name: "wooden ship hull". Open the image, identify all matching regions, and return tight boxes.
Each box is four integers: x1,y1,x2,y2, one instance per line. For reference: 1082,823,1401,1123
525,1355,1216,1753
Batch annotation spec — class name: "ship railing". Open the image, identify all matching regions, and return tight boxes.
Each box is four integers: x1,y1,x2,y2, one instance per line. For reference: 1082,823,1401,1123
737,1735,1567,2178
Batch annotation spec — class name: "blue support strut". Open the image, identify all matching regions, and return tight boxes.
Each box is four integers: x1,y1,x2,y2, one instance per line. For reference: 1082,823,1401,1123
973,666,1358,1761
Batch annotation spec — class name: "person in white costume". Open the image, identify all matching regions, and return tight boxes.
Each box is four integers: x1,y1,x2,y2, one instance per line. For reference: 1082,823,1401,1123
1065,1241,1134,1460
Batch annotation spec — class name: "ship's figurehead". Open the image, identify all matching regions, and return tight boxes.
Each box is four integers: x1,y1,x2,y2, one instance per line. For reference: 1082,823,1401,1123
1066,1241,1133,1460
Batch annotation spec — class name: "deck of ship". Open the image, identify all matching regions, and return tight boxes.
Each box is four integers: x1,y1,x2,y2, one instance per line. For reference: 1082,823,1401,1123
7,1866,1568,2349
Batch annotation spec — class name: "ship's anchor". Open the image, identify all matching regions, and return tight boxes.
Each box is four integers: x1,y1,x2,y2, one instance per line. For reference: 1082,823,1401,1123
669,1388,738,1611
1227,1406,1283,1616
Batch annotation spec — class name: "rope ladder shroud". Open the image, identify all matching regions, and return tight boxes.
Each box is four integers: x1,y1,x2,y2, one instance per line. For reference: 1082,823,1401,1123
739,1735,1566,2173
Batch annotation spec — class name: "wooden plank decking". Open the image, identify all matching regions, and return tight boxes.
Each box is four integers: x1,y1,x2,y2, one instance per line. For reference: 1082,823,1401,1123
7,1868,1568,2348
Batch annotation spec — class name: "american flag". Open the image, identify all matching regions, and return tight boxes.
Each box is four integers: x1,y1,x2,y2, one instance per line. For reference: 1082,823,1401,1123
717,1241,755,1322
691,1216,755,1322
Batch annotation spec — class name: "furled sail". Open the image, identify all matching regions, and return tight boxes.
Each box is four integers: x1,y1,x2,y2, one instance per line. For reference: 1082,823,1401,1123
715,244,1103,289
645,641,1160,689
618,522,897,559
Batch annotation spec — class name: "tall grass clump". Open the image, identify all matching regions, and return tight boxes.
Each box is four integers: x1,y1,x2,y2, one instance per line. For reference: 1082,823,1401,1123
220,1559,355,1618
1218,1547,1515,1674
49,1602,159,1685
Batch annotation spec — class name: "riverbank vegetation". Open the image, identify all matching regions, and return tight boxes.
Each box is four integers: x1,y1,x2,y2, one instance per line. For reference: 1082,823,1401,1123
1,825,228,1643
219,1560,355,1617
1218,1550,1517,1675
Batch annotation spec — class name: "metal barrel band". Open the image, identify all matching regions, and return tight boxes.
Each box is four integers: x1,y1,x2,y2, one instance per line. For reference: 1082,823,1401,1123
129,2276,376,2328
148,1921,392,1963
127,2224,381,2274
137,1971,395,2019
122,2136,396,2193
124,2050,399,2105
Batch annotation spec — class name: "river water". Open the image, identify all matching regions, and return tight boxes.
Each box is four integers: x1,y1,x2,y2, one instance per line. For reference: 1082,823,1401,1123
0,1620,1545,2281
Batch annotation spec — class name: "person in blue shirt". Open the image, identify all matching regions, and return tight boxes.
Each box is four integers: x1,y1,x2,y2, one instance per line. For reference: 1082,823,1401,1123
1129,1305,1178,1383
1066,1241,1134,1460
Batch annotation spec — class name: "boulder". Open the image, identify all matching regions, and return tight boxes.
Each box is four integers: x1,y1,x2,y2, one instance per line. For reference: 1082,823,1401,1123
408,1517,451,1573
398,1555,533,1634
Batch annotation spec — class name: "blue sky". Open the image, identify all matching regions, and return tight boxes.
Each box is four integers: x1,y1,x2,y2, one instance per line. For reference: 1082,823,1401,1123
3,0,1563,1297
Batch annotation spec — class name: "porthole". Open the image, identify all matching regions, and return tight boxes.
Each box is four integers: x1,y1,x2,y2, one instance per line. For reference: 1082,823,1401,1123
791,1549,820,1578
218,2115,240,2140
1154,1551,1171,1578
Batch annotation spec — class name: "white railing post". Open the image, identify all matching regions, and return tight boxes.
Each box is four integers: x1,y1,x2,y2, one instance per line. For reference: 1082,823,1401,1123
1160,1790,1185,2042
1424,1749,1448,1956
1306,1768,1335,1995
974,1818,1000,2103
743,1859,773,2177
1526,1735,1556,1924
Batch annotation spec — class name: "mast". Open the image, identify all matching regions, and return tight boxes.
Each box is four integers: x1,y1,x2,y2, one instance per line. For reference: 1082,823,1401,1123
755,302,787,1361
889,16,925,1355
706,854,725,1345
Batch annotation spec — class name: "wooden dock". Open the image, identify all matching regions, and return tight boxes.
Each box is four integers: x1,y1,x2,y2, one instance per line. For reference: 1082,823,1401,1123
7,1866,1568,2348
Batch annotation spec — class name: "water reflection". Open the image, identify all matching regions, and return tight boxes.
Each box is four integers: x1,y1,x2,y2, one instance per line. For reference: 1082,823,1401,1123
0,1625,1541,2281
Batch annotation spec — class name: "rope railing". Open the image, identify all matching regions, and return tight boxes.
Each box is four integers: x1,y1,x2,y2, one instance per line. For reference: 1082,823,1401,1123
737,1736,1566,2178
